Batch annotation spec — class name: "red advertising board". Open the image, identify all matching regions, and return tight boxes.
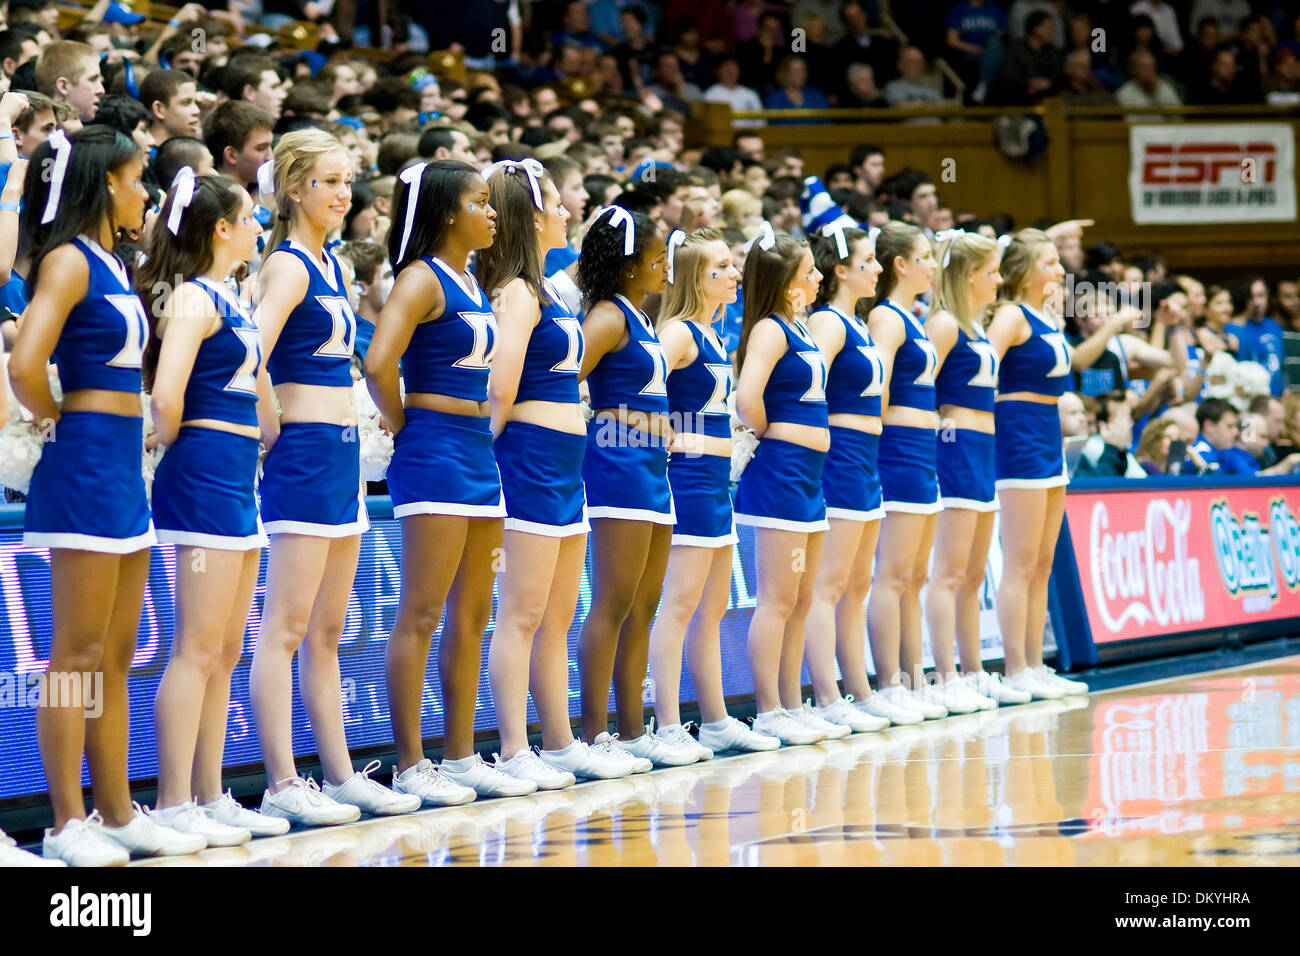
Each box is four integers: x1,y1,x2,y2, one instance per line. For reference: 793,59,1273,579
1064,484,1300,645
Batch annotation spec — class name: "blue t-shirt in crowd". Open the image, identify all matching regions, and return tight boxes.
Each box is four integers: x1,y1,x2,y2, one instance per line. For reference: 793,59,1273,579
0,269,27,315
1190,437,1256,475
947,2,1007,48
716,295,743,356
544,244,579,276
1226,317,1286,396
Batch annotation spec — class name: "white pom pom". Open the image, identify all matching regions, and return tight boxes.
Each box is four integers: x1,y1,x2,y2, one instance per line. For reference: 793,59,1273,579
730,423,758,482
0,421,45,494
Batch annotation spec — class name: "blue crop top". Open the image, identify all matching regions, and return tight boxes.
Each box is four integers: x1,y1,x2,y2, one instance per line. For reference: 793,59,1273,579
401,256,497,402
180,277,261,427
264,241,357,387
760,315,828,429
514,278,584,404
51,236,149,394
817,305,884,418
879,299,937,412
999,304,1072,398
934,321,998,413
666,319,733,439
584,295,670,415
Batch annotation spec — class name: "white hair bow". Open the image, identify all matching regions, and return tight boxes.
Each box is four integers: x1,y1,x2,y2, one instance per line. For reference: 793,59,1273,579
166,166,197,236
821,220,851,259
396,161,429,263
665,228,686,284
997,233,1013,253
935,227,967,268
256,159,276,200
594,205,635,256
484,157,544,211
41,130,72,225
742,220,776,254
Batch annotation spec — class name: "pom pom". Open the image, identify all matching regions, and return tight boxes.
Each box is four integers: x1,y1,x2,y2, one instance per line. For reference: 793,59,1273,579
730,419,758,483
0,421,45,494
353,379,394,482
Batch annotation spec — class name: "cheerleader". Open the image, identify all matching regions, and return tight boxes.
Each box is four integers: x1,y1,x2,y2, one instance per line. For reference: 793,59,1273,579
647,227,780,756
865,222,946,719
574,206,681,767
364,160,532,800
924,232,1030,710
479,158,632,785
733,223,847,745
250,129,420,824
10,126,199,864
802,225,917,730
986,229,1089,699
141,171,292,843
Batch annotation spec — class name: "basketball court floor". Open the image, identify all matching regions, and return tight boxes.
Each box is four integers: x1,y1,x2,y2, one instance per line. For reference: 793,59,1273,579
131,657,1300,867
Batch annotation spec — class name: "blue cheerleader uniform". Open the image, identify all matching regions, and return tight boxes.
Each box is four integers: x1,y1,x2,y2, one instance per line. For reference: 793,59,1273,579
665,319,735,547
817,304,886,522
24,236,155,553
995,303,1073,489
582,294,674,524
386,256,505,519
260,240,369,537
934,320,1000,512
875,298,941,514
734,315,829,532
152,277,267,549
494,278,589,537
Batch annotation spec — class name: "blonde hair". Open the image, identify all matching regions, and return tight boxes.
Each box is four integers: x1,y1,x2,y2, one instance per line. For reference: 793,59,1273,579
933,232,1000,337
1281,391,1300,447
996,227,1056,306
658,227,726,331
266,128,350,254
720,189,761,231
1135,414,1178,469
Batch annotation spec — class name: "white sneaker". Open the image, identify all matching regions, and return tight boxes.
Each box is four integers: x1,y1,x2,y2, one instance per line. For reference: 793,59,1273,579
441,753,538,797
752,708,825,746
936,679,987,715
697,716,781,753
95,803,207,857
855,690,923,725
201,791,292,837
1004,667,1065,700
617,722,695,768
964,669,1031,706
42,815,128,867
1034,664,1090,695
323,761,422,816
881,683,946,719
2,830,66,866
794,701,852,739
260,776,363,827
392,759,478,807
149,801,251,848
814,695,889,733
592,732,653,774
654,722,714,763
497,747,577,789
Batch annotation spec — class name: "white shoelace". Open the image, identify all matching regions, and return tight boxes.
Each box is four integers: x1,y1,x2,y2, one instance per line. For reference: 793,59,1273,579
274,776,334,808
660,724,697,750
507,748,554,774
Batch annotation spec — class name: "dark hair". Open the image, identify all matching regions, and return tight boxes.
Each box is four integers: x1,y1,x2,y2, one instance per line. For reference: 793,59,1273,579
91,94,151,138
376,130,420,175
478,162,555,306
738,232,807,368
283,79,333,118
823,161,853,183
1024,10,1052,35
1094,390,1128,426
576,208,661,311
1149,278,1182,311
136,174,247,388
520,124,559,149
0,25,39,70
220,55,280,102
849,142,883,168
699,146,740,176
139,68,193,117
613,188,659,216
388,159,483,274
465,101,510,132
152,136,211,191
343,179,377,240
1085,240,1124,270
1247,393,1275,416
811,226,868,310
869,221,924,309
202,100,273,170
417,125,456,158
22,125,143,294
1197,398,1236,430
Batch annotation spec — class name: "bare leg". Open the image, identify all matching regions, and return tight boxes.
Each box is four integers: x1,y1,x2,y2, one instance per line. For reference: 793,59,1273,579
613,521,673,738
898,513,937,691
1025,486,1066,666
925,508,978,681
836,518,880,701
746,528,809,713
684,546,736,724
533,532,587,751
956,512,996,673
994,488,1047,674
804,518,866,705
648,544,714,728
778,529,824,710
867,512,929,689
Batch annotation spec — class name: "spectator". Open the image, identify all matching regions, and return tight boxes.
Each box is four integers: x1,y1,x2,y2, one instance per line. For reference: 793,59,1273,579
221,54,286,120
140,69,201,144
1190,45,1254,105
1226,277,1286,396
0,25,43,81
764,56,830,120
609,5,655,90
203,99,274,195
1240,395,1300,474
1008,0,1065,46
1176,18,1220,91
1135,415,1183,474
34,40,104,123
832,1,899,94
791,0,848,45
673,16,716,91
1264,48,1300,102
416,125,478,166
736,11,785,93
1061,49,1115,105
842,63,889,108
850,143,886,195
1059,390,1088,438
648,49,702,114
1130,0,1183,55
884,46,942,107
1076,391,1145,477
793,12,838,101
1067,12,1124,89
992,11,1063,105
1274,392,1300,460
1116,49,1183,108
1189,0,1252,38
1188,398,1254,474
1274,278,1300,331
946,0,1007,96
11,91,56,159
702,56,764,121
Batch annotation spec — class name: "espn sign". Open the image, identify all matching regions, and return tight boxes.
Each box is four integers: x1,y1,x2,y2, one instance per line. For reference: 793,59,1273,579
1128,123,1296,224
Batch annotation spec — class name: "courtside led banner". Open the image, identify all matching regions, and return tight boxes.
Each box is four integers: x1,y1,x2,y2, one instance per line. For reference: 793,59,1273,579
1128,123,1297,224
1066,483,1300,645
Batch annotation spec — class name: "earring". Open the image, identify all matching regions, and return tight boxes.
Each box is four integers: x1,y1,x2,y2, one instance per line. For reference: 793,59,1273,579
448,218,455,224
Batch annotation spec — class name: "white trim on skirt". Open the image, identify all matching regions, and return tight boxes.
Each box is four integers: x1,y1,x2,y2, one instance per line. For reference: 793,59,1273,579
671,530,739,547
995,474,1069,490
881,498,943,515
393,499,507,519
938,496,1000,513
23,527,158,554
156,528,269,550
264,515,370,538
825,506,886,523
586,503,677,525
734,512,830,533
503,514,591,537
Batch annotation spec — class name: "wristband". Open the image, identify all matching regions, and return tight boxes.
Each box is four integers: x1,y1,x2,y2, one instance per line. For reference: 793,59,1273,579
0,202,19,213
169,18,181,28
0,131,13,141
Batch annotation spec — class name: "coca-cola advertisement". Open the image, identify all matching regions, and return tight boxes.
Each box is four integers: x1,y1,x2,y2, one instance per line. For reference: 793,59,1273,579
1065,484,1300,645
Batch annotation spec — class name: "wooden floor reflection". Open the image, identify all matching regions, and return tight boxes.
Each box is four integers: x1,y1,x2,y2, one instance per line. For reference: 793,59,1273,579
137,658,1300,867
